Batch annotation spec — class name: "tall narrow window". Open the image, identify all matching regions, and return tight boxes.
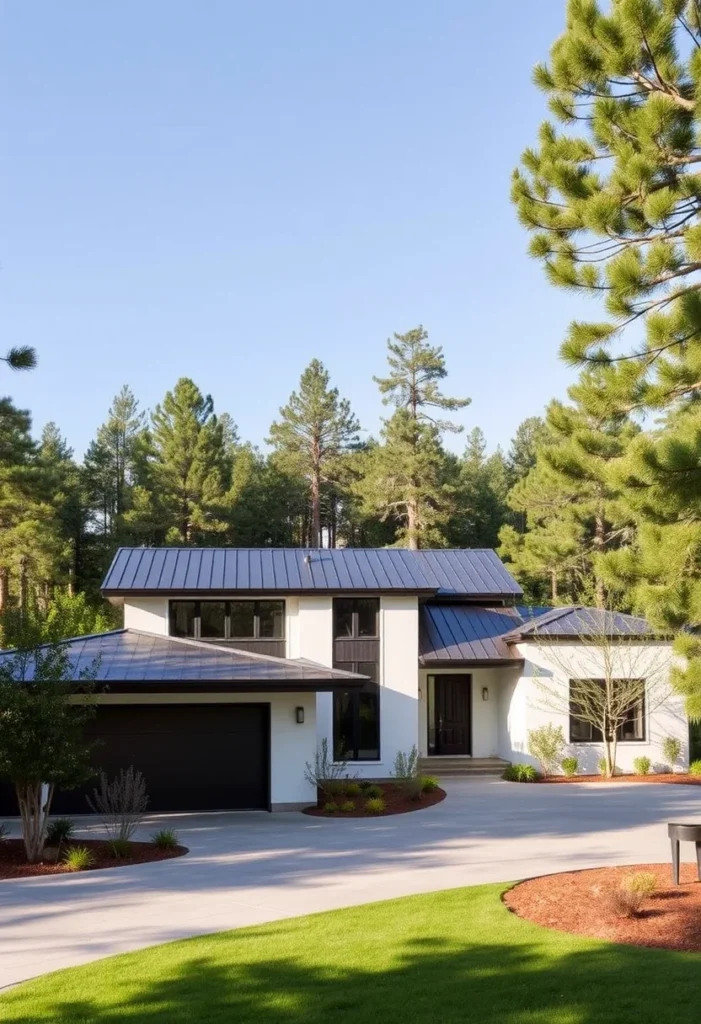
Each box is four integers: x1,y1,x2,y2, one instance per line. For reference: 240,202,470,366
333,662,380,761
333,598,379,639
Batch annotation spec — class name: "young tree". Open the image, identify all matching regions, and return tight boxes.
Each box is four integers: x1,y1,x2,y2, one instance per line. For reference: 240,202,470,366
531,611,672,778
0,639,97,862
268,359,359,548
514,1,701,688
359,326,470,549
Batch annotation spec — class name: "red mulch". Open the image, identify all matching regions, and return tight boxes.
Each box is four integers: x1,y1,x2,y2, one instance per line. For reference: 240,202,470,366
538,774,701,786
505,864,701,952
303,782,446,817
0,838,188,880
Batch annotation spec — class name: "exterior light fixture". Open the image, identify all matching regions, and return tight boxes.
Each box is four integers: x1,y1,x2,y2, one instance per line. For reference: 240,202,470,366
295,706,305,724
482,687,489,702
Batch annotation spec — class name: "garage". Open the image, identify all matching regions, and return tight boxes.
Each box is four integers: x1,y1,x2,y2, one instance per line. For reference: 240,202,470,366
50,703,270,814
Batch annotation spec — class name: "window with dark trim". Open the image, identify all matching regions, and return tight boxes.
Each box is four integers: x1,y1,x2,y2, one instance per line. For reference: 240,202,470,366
169,600,285,640
569,679,646,743
333,662,380,761
333,598,379,639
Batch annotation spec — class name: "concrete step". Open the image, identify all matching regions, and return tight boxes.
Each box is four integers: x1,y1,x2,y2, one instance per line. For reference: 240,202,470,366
419,757,510,778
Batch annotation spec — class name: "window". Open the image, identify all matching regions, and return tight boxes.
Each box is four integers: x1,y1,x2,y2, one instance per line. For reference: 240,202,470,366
333,598,379,639
569,679,646,743
333,661,379,761
168,600,285,640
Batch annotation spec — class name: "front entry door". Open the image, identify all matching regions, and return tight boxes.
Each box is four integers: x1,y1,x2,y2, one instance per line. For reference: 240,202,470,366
435,675,471,755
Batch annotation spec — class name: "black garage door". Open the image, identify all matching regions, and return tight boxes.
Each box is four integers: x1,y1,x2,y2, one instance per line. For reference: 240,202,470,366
0,703,270,816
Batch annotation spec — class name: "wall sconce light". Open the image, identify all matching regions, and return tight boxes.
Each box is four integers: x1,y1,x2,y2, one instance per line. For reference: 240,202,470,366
482,687,489,702
295,706,305,724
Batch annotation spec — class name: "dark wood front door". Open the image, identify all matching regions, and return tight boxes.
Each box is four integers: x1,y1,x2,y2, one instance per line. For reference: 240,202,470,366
435,675,471,755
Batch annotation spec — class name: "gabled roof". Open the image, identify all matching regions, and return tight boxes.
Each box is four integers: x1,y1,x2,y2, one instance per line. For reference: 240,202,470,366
420,605,528,665
0,629,367,693
501,605,657,641
101,547,522,599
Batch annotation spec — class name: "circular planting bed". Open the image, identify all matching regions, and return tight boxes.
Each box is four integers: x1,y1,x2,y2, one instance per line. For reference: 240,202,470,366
0,838,188,880
537,774,701,786
303,781,446,817
505,863,701,952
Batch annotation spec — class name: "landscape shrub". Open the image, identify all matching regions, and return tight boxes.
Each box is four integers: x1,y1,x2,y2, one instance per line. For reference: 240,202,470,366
108,838,132,859
365,784,383,798
62,845,95,872
689,760,701,776
603,884,644,919
358,780,373,791
339,801,355,813
151,828,178,850
323,801,338,814
365,797,385,815
86,766,149,842
323,780,347,798
420,775,439,793
598,757,619,776
662,736,682,769
503,764,538,783
391,746,419,781
402,778,424,802
527,723,565,777
623,872,657,897
561,757,578,777
633,756,651,776
344,783,362,798
45,818,76,846
304,739,356,798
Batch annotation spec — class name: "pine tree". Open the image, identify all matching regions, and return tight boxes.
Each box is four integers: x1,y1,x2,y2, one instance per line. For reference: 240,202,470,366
359,326,470,549
267,360,359,548
507,416,548,485
133,378,231,545
38,423,88,596
449,428,510,548
2,347,36,372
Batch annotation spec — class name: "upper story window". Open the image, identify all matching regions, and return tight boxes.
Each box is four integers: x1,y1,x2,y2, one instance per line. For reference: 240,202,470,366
569,679,646,743
333,598,379,639
169,600,285,640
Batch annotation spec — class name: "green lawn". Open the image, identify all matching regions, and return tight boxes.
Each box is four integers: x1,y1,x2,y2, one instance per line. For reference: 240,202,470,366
2,884,699,1024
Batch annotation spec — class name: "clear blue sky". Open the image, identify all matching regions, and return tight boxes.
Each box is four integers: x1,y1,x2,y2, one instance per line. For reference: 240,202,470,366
2,0,593,458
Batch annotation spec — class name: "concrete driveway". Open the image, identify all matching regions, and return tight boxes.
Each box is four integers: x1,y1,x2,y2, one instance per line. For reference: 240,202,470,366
2,778,701,988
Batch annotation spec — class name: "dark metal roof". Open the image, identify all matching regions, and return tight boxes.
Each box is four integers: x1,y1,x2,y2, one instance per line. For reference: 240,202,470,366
501,605,657,641
420,605,533,665
101,547,522,599
0,630,367,692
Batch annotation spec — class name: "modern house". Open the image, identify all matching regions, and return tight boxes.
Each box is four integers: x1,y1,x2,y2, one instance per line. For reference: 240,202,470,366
0,547,688,815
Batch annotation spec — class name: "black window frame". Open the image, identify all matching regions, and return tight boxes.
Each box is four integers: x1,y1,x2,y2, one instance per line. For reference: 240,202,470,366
169,599,285,641
569,678,646,744
333,598,380,640
332,661,380,762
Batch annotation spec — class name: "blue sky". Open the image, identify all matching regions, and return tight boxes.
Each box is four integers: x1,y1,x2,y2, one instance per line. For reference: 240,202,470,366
1,1,593,457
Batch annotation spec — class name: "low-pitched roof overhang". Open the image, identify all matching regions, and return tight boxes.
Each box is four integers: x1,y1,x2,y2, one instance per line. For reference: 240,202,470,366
0,629,368,694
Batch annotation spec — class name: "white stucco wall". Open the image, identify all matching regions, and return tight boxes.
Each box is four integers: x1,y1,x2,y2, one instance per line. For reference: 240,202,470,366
96,691,317,807
498,641,688,773
419,666,521,758
123,597,169,634
375,595,420,775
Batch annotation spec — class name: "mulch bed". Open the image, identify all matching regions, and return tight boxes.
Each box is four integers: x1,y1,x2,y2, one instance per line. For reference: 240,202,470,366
303,782,446,817
537,774,701,786
505,863,701,952
0,838,188,880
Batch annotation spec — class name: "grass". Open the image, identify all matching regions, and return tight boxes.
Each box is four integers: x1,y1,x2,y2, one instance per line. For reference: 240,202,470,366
1,884,699,1023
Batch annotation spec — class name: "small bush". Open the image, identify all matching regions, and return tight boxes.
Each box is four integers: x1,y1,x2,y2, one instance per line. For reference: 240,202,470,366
420,775,439,793
86,766,149,842
527,723,565,777
340,801,355,813
345,783,362,797
689,760,701,776
365,784,383,798
323,801,338,814
304,738,354,797
623,871,657,897
598,758,619,776
358,780,373,791
62,845,95,872
662,736,682,768
391,746,419,781
108,838,132,859
0,823,10,842
365,797,386,815
323,780,347,798
602,884,644,919
46,818,76,846
633,756,651,776
561,757,578,778
402,778,424,802
503,763,538,783
151,828,178,850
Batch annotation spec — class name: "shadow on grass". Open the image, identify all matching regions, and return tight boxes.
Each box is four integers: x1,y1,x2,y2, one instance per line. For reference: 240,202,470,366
3,927,699,1024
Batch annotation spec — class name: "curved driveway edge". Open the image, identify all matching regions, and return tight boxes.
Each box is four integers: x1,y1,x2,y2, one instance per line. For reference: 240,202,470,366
2,778,700,989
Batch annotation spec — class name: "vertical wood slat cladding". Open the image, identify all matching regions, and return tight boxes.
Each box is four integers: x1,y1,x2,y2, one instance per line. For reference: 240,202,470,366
333,639,380,664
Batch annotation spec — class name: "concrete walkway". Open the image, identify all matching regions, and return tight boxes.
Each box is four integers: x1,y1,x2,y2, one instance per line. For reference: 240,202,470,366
2,778,701,988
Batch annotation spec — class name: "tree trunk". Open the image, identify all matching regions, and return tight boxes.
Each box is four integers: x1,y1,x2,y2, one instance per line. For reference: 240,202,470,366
406,500,419,550
16,780,54,863
550,571,558,603
0,568,8,615
593,502,606,608
310,466,321,548
18,557,28,618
